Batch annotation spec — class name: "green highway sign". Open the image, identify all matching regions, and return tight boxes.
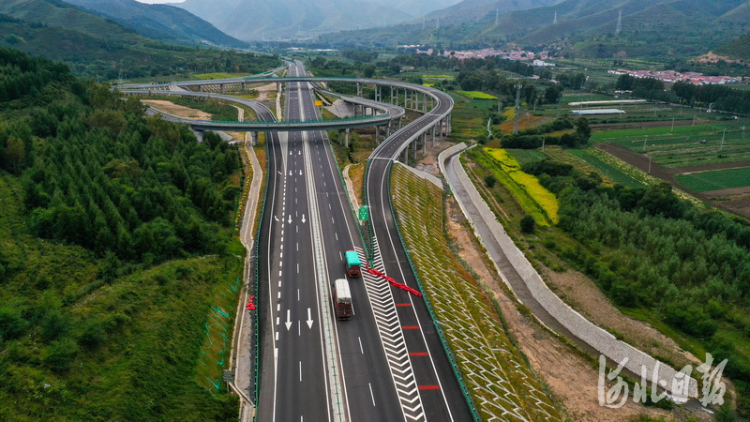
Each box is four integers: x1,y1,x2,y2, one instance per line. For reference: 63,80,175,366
358,206,369,221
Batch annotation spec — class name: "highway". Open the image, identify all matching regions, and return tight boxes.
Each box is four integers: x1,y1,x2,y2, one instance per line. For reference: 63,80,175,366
120,61,472,421
364,88,473,421
257,61,408,422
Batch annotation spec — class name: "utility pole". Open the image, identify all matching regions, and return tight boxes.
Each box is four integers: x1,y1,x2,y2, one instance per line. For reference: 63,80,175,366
615,10,622,35
643,135,648,152
721,128,726,152
513,83,522,135
671,116,675,133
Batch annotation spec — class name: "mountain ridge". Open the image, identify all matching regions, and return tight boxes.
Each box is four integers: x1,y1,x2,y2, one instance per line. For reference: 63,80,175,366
60,0,247,47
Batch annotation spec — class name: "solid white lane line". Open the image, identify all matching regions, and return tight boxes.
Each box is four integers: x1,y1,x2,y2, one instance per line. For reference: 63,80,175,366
368,383,376,406
299,361,303,382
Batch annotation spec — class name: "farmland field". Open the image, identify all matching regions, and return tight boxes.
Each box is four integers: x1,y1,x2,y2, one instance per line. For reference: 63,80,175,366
592,123,750,168
456,90,498,100
677,167,750,192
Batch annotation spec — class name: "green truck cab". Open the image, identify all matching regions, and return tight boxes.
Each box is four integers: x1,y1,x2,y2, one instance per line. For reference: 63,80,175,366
345,250,361,278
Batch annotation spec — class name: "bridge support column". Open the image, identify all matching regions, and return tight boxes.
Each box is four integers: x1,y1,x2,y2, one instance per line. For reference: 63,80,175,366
374,126,380,144
250,131,258,146
221,84,225,94
423,93,428,113
422,132,428,154
431,124,437,147
357,82,362,97
345,128,350,149
447,113,452,134
413,138,418,162
198,85,203,92
241,82,246,91
390,86,394,104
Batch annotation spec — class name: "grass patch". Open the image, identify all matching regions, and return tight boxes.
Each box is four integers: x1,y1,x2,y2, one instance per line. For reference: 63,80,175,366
456,90,498,100
676,167,750,192
391,164,562,421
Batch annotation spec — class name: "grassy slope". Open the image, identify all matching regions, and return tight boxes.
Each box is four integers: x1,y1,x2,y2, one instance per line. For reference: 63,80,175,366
0,173,241,420
391,164,563,421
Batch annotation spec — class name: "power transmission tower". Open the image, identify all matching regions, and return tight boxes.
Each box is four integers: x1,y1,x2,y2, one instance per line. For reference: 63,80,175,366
553,11,557,24
513,83,522,135
495,9,499,26
615,10,622,35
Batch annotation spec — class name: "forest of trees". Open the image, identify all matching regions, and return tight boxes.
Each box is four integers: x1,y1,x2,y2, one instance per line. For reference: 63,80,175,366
0,47,239,264
527,159,750,389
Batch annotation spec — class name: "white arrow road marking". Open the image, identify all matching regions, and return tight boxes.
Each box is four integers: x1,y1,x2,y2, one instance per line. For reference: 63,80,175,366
306,308,314,329
274,216,279,222
301,214,307,224
289,170,292,176
286,309,292,331
288,215,292,224
298,150,301,155
299,170,302,176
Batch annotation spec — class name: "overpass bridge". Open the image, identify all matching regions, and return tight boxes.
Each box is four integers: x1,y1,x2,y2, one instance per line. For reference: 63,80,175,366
117,75,452,155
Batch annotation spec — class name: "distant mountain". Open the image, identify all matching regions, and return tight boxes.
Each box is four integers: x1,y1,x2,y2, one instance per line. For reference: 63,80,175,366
177,0,414,41
60,0,248,48
317,0,750,61
419,0,565,26
0,1,279,80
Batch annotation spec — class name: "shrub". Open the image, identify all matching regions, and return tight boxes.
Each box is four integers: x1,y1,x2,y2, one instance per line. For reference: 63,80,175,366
45,338,79,372
520,215,536,234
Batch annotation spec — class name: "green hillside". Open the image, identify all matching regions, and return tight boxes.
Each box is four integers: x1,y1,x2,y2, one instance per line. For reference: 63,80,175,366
0,1,279,80
0,47,243,419
713,33,750,61
62,0,248,48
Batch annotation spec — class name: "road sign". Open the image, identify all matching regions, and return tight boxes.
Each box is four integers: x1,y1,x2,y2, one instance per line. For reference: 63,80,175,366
358,206,369,221
315,100,322,106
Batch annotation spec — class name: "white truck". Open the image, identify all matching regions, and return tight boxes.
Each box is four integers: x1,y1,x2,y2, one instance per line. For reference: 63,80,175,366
333,278,353,320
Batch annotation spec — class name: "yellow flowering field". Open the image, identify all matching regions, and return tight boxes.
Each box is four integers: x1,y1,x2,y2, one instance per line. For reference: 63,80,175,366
486,148,559,224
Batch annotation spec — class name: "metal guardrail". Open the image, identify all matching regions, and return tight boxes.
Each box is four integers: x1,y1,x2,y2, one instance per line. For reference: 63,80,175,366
251,140,270,420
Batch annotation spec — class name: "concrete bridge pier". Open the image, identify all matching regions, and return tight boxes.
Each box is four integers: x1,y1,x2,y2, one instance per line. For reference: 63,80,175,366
220,84,225,94
356,82,363,97
431,124,437,147
198,85,203,92
422,93,428,113
390,86,395,104
344,128,350,148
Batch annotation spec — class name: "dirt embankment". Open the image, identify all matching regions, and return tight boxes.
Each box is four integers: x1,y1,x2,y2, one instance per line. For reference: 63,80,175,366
141,100,211,120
